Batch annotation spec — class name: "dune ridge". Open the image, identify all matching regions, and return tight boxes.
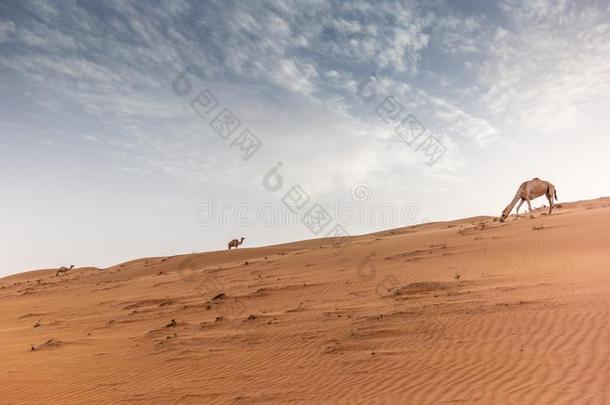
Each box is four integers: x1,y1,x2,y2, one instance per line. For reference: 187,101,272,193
1,198,610,404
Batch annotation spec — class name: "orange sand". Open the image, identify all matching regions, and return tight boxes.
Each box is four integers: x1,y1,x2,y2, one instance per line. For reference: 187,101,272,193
1,198,609,404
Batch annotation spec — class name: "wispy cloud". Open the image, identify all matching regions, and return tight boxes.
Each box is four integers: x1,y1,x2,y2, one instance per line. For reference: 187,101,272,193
478,0,610,133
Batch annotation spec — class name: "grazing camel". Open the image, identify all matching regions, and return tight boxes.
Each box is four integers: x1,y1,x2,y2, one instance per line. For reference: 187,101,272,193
500,178,558,222
228,237,245,250
55,265,75,276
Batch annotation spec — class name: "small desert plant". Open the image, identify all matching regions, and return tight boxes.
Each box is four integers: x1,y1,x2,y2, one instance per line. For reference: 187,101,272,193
454,273,461,282
533,225,544,231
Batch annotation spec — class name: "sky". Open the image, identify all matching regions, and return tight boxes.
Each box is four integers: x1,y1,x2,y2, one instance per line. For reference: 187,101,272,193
2,0,610,276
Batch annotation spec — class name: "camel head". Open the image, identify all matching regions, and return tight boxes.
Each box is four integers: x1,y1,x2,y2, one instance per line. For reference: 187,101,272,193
240,237,245,242
499,209,510,222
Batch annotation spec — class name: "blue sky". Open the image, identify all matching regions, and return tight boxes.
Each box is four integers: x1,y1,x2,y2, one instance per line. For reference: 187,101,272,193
2,0,610,275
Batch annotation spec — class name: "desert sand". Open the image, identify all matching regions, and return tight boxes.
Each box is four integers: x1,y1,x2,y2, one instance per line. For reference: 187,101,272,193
1,198,609,404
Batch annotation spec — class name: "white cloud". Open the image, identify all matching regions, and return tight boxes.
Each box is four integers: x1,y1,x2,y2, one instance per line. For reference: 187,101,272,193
478,0,610,134
4,0,608,194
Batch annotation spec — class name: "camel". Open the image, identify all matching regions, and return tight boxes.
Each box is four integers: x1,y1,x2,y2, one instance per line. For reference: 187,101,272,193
228,237,245,250
500,178,557,222
55,265,75,276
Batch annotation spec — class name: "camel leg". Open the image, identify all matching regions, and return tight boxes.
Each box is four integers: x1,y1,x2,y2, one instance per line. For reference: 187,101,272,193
547,194,554,215
526,198,534,218
515,199,525,219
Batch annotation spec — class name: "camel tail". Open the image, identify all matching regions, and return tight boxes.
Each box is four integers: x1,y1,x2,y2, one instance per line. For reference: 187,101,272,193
554,189,558,201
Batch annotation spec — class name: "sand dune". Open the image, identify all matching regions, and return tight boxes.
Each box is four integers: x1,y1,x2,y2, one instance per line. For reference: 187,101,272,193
1,199,609,404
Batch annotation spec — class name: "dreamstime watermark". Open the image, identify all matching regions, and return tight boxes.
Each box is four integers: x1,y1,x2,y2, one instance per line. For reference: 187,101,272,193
259,161,354,255
194,193,422,229
357,73,447,166
172,70,263,160
351,181,372,202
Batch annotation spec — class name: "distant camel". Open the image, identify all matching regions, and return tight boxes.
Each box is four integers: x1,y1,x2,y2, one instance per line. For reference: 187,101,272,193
228,237,245,250
500,178,558,222
55,265,75,276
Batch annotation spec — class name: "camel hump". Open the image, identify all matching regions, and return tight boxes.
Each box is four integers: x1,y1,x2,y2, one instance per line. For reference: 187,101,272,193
532,177,540,180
